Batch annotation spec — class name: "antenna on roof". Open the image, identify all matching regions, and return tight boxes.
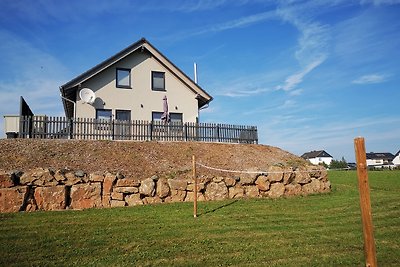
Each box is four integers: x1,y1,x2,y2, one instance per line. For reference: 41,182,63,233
194,62,198,84
79,88,96,105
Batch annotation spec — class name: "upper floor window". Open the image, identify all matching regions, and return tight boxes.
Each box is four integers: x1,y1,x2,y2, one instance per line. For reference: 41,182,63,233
116,68,131,88
152,71,165,91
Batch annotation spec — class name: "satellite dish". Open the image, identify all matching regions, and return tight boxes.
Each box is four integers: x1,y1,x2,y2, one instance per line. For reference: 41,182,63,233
79,88,96,105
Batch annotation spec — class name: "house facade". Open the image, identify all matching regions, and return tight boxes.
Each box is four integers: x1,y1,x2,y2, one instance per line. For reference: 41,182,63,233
301,150,333,166
60,38,212,123
366,152,395,168
393,150,400,166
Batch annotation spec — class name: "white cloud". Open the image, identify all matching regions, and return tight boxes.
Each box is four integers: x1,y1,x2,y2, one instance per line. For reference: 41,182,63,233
360,0,400,6
275,57,325,91
352,74,389,84
189,10,276,37
274,2,330,92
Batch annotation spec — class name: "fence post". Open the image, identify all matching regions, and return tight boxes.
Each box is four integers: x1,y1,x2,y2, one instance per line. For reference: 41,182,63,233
184,123,188,141
354,137,377,267
69,117,73,139
149,121,153,141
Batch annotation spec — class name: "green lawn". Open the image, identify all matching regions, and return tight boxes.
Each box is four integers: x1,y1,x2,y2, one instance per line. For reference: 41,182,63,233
1,171,399,266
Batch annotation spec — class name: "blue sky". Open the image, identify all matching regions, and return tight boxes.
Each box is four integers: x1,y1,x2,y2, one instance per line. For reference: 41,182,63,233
1,0,399,161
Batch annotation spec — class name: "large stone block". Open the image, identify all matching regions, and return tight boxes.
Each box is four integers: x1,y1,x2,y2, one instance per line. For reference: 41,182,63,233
165,189,186,202
143,196,162,205
139,178,155,197
115,178,140,187
111,192,124,201
204,182,228,201
64,171,83,186
302,178,322,195
114,187,139,194
167,179,187,191
293,167,311,185
238,174,257,186
224,177,236,187
89,172,105,182
185,191,205,202
20,168,57,186
284,184,302,197
34,186,66,211
245,186,259,198
228,186,244,199
268,183,285,198
255,175,270,191
111,200,126,207
125,194,143,206
70,183,102,209
267,166,283,182
156,178,170,198
187,182,205,192
102,173,117,208
283,168,294,185
0,186,28,213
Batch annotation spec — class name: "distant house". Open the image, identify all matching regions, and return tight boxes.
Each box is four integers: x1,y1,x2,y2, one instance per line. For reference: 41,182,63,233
366,152,395,168
301,150,333,166
393,150,400,166
60,38,213,123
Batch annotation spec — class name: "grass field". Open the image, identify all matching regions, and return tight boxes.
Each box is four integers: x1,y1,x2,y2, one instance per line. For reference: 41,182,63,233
1,171,399,266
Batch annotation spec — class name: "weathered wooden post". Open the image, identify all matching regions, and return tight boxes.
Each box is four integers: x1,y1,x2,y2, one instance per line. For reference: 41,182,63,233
192,155,198,218
354,137,377,267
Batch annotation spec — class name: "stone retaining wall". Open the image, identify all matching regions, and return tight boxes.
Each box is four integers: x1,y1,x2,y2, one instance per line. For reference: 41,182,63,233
0,165,330,213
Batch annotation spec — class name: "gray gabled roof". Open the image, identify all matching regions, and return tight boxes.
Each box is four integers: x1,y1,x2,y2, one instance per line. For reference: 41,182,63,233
60,38,213,117
366,152,395,160
301,150,333,159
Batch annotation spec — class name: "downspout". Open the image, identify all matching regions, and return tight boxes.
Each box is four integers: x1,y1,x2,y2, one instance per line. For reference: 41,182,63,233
59,86,76,119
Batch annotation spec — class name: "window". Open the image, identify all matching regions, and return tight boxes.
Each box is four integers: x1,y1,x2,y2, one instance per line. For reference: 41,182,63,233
116,68,131,88
152,71,165,91
169,113,183,123
115,110,131,139
152,112,182,123
96,109,112,121
152,112,163,122
96,109,112,131
116,110,131,121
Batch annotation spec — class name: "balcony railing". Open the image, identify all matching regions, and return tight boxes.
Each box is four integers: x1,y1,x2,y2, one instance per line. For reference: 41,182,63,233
16,116,258,144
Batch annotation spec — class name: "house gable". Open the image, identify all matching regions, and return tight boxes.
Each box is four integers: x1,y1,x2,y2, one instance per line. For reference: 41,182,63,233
60,38,213,118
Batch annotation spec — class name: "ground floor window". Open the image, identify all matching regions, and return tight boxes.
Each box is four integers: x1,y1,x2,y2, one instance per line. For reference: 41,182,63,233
96,109,112,121
116,110,131,121
169,113,183,123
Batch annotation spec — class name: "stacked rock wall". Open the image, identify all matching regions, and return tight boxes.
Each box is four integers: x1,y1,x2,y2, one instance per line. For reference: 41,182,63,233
0,165,330,213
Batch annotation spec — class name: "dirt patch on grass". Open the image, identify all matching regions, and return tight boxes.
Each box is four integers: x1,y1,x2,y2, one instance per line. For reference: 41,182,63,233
0,139,308,180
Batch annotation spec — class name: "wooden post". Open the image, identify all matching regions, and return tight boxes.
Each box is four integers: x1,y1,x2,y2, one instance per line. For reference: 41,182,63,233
193,155,198,218
354,137,377,267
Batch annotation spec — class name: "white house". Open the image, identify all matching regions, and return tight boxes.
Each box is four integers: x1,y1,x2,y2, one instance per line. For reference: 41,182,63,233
301,150,333,166
59,38,213,123
391,150,400,166
366,152,395,168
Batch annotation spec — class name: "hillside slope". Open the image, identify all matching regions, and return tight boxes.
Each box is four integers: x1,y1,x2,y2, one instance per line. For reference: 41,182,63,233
0,139,308,180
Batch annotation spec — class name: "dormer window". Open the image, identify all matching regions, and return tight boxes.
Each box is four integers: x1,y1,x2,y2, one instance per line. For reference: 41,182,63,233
116,68,131,88
152,71,165,91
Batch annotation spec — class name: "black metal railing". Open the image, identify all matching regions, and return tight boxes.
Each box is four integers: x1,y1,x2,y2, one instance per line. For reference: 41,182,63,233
19,116,258,144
